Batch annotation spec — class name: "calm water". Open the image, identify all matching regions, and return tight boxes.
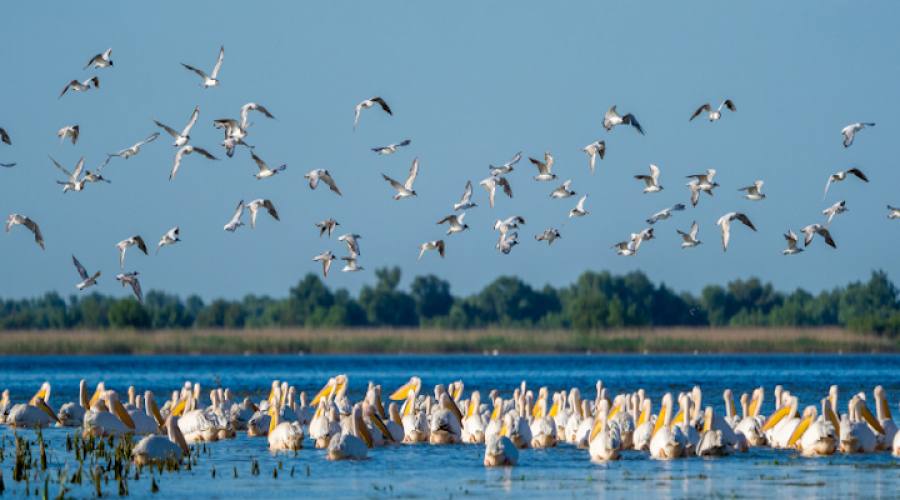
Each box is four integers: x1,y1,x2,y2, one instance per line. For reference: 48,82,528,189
1,354,899,499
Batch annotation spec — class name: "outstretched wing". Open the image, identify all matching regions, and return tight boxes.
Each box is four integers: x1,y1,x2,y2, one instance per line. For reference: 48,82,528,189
404,158,419,190
181,63,208,79
847,168,868,182
72,255,89,280
372,97,392,115
154,120,180,138
735,213,756,231
382,174,404,191
210,46,225,79
689,103,711,121
181,106,200,136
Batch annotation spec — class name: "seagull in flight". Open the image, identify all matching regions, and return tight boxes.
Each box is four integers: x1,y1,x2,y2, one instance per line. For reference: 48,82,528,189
382,158,419,200
223,200,246,232
716,212,756,252
822,200,848,224
155,106,200,147
738,180,766,201
676,221,701,248
841,122,875,148
582,140,605,174
212,119,251,157
489,151,522,176
647,203,685,225
437,213,469,235
157,226,181,253
603,105,644,134
316,218,340,238
689,100,736,122
0,127,10,145
341,256,363,273
116,272,143,303
569,195,589,218
801,224,836,248
550,180,575,199
239,102,275,129
453,180,477,211
313,251,337,278
247,199,279,229
372,139,411,155
535,228,561,245
496,232,519,255
354,97,392,130
57,125,80,145
304,169,342,195
49,156,86,193
59,77,99,98
72,255,101,290
250,152,286,179
5,214,44,249
888,205,900,220
85,48,113,69
529,152,556,181
479,176,512,208
107,132,159,161
635,164,663,193
169,145,217,180
182,46,224,88
613,229,654,257
116,235,148,269
685,169,718,205
494,215,525,236
338,233,362,257
418,240,446,261
824,168,868,199
783,230,803,255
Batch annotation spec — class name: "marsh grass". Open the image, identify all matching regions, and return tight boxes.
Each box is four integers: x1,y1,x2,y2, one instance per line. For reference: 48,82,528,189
0,327,895,355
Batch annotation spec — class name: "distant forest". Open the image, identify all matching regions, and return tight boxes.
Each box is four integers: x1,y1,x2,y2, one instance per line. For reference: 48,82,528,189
1,269,898,336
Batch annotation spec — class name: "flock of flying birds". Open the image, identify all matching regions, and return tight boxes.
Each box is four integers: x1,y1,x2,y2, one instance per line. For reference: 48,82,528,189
2,46,899,303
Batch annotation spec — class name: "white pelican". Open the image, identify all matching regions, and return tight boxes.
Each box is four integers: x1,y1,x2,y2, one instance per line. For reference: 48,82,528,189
824,167,868,199
672,393,698,455
529,388,558,448
327,404,372,460
382,157,419,199
696,407,727,457
690,99,736,122
763,395,799,448
181,46,224,88
632,398,654,451
795,400,837,457
650,394,682,459
873,386,897,449
484,414,519,467
57,380,90,426
7,383,60,429
589,401,621,461
529,152,556,181
840,396,879,453
462,391,486,444
130,391,164,435
719,390,748,451
385,403,406,443
716,212,756,252
267,397,304,451
635,164,663,193
841,122,875,148
175,388,219,443
429,393,463,444
83,391,136,437
603,105,645,134
353,96,392,130
85,48,113,69
309,401,340,448
132,416,190,466
154,106,200,148
0,389,11,423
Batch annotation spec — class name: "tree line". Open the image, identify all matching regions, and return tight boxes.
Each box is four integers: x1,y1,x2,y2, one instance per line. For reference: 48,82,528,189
1,269,898,336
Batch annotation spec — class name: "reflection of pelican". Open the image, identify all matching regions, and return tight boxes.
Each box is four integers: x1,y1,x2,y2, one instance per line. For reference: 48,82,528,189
133,416,190,466
327,404,372,460
484,413,519,467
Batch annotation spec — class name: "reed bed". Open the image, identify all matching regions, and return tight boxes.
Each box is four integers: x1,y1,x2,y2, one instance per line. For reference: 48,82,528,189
0,327,895,355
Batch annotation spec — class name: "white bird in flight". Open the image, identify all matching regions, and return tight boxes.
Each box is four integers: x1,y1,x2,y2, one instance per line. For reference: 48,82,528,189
338,233,362,257
494,215,525,236
496,232,519,255
603,105,644,134
116,272,143,303
437,213,469,235
169,145,217,180
783,230,803,255
529,152,556,181
738,180,766,201
689,99,736,122
550,180,575,199
647,203,685,225
569,195,589,218
59,77,99,98
247,199,280,229
84,48,113,69
57,125,80,145
157,226,181,254
801,224,836,249
676,221,701,249
5,214,44,249
582,140,605,174
489,151,522,176
535,228,561,245
453,181,477,211
155,106,200,147
181,46,224,88
372,139,411,155
888,205,900,220
316,218,340,238
822,200,848,224
72,255,101,290
686,169,718,206
823,168,868,200
341,256,363,273
223,200,246,232
479,176,512,208
382,158,419,200
49,156,86,193
239,102,275,130
304,169,342,196
716,212,756,252
107,132,160,161
635,164,663,193
250,152,286,179
841,122,875,148
313,251,336,277
354,97,392,130
418,240,446,261
116,235,148,269
0,127,10,145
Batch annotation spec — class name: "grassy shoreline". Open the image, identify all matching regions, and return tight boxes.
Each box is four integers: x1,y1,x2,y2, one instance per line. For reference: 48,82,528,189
0,327,896,355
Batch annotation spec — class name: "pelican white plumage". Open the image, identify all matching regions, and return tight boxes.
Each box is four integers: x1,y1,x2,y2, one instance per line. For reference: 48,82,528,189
462,391,486,444
372,139,411,155
181,46,224,88
85,48,113,69
353,96,392,130
873,386,897,449
313,251,336,277
822,200,847,224
267,393,304,451
107,132,159,161
840,396,880,453
83,391,136,437
6,383,60,429
169,144,217,180
72,255,101,290
157,226,180,253
116,235,148,269
116,272,143,303
489,151,522,176
716,212,756,252
696,407,727,456
327,404,372,460
453,180,477,211
304,169,342,195
382,158,419,199
603,105,645,134
59,77,99,98
795,400,838,457
250,152,286,179
418,240,445,261
437,213,469,235
479,175,513,208
56,380,89,426
484,414,519,466
569,195,589,218
650,394,682,459
247,199,279,228
782,230,803,255
824,168,868,199
155,106,200,147
57,125,80,145
677,221,701,248
430,393,463,444
801,224,836,248
49,156,86,193
841,122,875,148
223,200,245,232
647,203,685,225
635,164,663,193
689,100,736,122
6,214,44,249
589,403,621,461
582,140,605,174
738,180,766,201
133,415,190,466
529,152,556,181
535,228,561,245
550,179,575,199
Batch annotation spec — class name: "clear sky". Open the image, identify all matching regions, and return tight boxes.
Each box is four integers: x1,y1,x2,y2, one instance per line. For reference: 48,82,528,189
1,1,898,301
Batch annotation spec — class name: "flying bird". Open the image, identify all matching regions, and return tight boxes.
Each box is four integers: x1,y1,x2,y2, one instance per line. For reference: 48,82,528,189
212,118,250,157
304,169,342,195
353,97,392,130
822,200,848,224
738,180,766,201
155,106,200,147
313,251,336,277
496,232,519,255
437,213,469,235
783,230,803,255
582,140,605,174
489,151,522,176
181,46,224,88
841,122,875,148
157,226,180,253
824,168,868,199
84,48,113,69
479,176,512,208
239,102,275,129
82,168,110,185
223,200,246,232
250,152,286,179
550,180,575,199
888,205,900,220
676,221,701,248
801,224,836,248
57,125,80,145
341,256,363,273
5,214,44,249
569,195,589,218
493,215,525,235
49,156,86,193
116,235,148,269
535,228,561,245
635,164,663,193
382,158,419,200
116,272,143,303
59,77,99,98
687,179,717,207
647,204,685,225
529,152,556,181
107,132,159,161
418,240,446,261
716,212,756,252
0,127,10,145
315,218,340,238
689,100,736,122
247,199,279,229
453,181,477,211
169,145,217,180
372,139,411,155
72,255,101,290
338,233,362,257
603,105,644,134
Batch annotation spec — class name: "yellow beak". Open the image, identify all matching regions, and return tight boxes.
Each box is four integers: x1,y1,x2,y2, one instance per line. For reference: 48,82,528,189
171,398,187,417
859,402,885,435
311,381,334,406
787,415,813,447
762,405,791,431
651,403,667,438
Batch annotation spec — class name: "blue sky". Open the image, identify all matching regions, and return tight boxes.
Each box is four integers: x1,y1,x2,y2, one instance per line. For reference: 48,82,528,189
1,1,898,301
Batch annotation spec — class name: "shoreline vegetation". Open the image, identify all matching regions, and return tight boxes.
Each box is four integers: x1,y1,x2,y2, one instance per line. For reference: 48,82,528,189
0,327,896,355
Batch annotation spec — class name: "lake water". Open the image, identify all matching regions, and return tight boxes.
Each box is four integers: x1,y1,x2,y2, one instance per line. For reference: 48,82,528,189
1,354,899,498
